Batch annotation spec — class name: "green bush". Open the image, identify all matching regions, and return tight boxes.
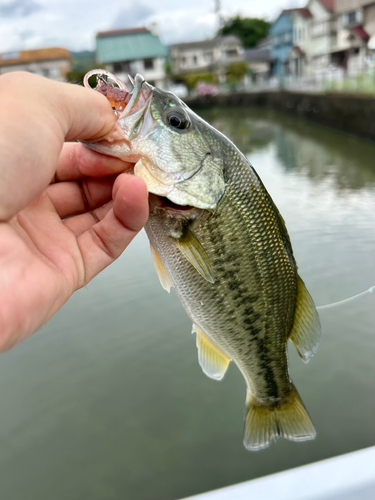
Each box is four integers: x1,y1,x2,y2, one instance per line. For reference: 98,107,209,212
178,72,218,91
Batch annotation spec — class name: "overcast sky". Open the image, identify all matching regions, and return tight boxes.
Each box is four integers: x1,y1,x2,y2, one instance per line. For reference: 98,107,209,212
0,0,305,53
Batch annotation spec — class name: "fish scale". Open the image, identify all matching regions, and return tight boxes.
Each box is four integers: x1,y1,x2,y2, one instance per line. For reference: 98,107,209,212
147,140,296,397
84,71,321,450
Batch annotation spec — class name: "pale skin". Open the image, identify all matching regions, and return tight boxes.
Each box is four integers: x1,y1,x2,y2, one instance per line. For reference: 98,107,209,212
0,72,149,352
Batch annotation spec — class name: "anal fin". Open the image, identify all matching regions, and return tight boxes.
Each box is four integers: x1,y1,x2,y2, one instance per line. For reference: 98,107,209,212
193,324,231,380
150,244,172,293
244,383,316,451
289,276,321,363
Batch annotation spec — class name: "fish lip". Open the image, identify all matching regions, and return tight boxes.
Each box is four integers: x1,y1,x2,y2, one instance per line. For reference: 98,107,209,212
81,72,152,158
120,74,152,117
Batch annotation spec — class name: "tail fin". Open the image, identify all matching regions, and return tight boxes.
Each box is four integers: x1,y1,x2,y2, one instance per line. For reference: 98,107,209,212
243,384,316,451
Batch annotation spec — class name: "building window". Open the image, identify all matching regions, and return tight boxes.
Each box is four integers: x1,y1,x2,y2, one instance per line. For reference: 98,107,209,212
144,58,154,70
1,51,20,60
343,10,362,26
49,68,61,78
225,49,238,57
192,55,197,64
113,62,130,73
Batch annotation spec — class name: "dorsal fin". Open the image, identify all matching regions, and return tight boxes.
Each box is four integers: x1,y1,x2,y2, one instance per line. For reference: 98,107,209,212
150,244,172,293
192,324,231,380
289,276,321,363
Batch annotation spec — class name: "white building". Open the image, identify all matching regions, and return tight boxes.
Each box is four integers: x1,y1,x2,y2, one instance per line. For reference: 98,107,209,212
290,8,314,76
170,36,244,76
0,47,71,81
305,0,336,74
96,27,167,88
333,0,375,73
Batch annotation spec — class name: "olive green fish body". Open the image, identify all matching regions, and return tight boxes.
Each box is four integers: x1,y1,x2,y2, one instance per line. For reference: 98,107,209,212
146,137,296,403
84,71,321,450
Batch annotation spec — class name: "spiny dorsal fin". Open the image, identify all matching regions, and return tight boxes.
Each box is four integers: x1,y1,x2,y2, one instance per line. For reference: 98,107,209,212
289,276,321,363
244,383,316,451
172,225,215,284
150,243,172,293
193,324,231,380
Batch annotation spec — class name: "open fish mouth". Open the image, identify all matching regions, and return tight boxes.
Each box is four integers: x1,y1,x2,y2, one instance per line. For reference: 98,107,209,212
83,69,151,119
82,70,153,164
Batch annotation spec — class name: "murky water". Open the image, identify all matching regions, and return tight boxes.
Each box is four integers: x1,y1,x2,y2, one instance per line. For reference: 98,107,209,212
1,108,374,500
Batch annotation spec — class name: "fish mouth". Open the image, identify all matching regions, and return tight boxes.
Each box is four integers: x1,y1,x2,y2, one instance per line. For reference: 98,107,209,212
82,71,153,160
82,71,220,212
149,194,194,212
83,70,151,118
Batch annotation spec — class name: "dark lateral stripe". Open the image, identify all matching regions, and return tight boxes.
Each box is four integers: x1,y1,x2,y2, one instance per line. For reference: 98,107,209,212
256,338,280,399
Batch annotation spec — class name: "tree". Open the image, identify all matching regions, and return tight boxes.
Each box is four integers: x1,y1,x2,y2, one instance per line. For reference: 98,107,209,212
226,61,247,83
219,16,270,48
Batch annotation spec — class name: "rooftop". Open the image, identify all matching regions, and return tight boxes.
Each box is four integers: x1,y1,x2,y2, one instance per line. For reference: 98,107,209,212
170,36,241,52
245,47,273,62
318,0,335,12
96,28,167,64
351,25,370,41
97,27,149,38
297,8,313,18
0,47,71,67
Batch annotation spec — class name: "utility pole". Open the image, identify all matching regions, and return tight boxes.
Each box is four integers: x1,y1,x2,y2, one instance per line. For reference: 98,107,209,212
215,0,226,84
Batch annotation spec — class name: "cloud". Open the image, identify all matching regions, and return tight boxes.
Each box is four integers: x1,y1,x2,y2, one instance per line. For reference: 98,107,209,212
0,0,43,18
19,29,35,40
150,8,218,46
112,2,154,29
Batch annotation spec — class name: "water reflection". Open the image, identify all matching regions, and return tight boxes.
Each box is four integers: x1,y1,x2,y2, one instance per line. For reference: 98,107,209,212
0,107,374,500
200,107,375,190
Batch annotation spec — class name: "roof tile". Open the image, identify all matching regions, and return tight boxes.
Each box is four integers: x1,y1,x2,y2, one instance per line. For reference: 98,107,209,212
0,47,70,67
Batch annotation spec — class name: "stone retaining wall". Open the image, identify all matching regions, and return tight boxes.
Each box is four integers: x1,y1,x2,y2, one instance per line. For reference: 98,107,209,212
185,92,375,141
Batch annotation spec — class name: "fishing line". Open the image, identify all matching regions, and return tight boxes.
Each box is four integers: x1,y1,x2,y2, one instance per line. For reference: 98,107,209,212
317,286,375,311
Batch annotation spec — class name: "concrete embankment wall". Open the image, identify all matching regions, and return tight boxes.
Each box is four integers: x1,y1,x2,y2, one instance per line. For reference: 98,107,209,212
186,91,375,141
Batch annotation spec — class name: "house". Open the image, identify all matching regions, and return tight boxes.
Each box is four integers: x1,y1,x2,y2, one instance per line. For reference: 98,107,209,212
269,8,312,77
305,0,336,74
96,27,167,88
0,47,71,81
245,38,273,82
333,0,375,73
289,8,313,76
169,36,244,77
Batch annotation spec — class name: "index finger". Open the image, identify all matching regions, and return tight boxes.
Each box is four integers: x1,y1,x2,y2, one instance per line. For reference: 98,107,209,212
0,72,117,222
55,142,133,182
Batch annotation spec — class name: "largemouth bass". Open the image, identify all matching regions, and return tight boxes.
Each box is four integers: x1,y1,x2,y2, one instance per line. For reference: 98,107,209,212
83,71,321,451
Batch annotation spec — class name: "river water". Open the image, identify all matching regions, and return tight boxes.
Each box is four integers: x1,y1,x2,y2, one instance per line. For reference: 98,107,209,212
0,107,374,500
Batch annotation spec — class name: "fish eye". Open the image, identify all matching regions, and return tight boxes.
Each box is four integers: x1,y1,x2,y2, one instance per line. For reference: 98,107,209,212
165,109,190,130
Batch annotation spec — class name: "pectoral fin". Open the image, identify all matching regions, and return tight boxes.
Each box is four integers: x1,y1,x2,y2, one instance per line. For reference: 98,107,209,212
193,324,231,380
172,225,215,284
150,244,172,293
289,276,321,363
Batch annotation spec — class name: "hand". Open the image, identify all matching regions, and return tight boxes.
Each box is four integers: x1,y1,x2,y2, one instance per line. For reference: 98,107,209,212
0,72,149,351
